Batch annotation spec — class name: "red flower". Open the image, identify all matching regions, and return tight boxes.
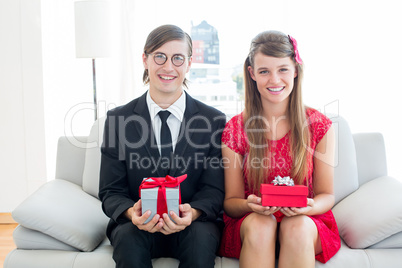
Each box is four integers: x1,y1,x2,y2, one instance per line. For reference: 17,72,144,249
288,35,303,65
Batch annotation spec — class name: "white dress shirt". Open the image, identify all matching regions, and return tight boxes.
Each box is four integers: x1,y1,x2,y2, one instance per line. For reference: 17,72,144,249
146,90,186,155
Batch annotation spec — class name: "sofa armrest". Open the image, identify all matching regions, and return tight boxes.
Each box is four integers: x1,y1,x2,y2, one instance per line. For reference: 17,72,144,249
12,179,109,252
332,176,402,249
353,132,387,186
55,136,88,186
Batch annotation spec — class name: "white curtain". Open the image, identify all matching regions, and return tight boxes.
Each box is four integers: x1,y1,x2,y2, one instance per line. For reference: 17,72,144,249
97,0,141,114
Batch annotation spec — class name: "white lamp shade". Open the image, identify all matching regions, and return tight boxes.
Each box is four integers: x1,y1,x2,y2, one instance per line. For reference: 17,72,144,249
74,0,111,58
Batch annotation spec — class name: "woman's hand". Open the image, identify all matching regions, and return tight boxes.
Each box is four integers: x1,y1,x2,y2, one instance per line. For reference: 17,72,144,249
280,198,314,217
247,194,280,216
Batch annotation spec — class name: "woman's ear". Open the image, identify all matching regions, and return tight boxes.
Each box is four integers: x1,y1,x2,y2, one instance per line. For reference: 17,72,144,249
294,66,298,78
248,66,256,81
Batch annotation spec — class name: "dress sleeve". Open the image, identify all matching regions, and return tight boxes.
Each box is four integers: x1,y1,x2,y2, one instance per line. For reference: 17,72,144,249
307,109,333,145
221,114,246,155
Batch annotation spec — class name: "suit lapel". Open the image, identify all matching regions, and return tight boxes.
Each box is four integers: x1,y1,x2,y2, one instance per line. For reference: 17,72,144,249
170,93,199,176
131,92,165,177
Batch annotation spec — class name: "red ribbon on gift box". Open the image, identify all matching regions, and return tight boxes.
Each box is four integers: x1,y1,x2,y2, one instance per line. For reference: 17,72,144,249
139,174,187,216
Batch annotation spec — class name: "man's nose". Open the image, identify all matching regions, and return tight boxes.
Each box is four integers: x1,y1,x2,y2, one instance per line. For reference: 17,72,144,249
162,58,174,71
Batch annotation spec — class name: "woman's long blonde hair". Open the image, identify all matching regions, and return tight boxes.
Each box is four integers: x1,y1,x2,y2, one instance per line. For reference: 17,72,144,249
243,30,310,194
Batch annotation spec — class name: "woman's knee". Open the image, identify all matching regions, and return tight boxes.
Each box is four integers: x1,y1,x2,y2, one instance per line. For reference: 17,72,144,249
279,216,317,245
241,213,277,245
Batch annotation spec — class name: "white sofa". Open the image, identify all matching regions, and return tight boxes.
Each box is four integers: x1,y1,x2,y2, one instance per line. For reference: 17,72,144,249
5,115,402,268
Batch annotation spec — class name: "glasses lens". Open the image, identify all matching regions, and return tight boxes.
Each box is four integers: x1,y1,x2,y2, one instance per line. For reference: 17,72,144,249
153,53,167,65
172,54,185,66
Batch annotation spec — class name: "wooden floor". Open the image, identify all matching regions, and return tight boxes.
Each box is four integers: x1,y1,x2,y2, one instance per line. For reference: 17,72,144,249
0,214,17,268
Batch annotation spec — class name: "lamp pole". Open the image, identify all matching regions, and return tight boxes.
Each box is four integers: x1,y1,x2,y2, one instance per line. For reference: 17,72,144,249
74,0,110,121
92,58,97,121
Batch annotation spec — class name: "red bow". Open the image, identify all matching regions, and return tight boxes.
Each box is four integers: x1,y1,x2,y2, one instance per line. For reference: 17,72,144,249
288,35,303,65
139,175,187,217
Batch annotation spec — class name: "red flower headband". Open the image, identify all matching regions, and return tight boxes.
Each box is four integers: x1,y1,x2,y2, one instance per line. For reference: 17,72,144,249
288,35,302,65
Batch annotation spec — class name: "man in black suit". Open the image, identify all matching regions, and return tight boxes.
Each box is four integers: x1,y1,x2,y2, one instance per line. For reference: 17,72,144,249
99,24,226,268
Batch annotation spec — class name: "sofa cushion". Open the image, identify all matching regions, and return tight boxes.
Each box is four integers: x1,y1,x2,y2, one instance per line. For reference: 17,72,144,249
330,115,359,204
364,248,402,268
333,176,402,249
313,240,370,268
55,136,87,186
13,225,78,251
82,116,106,198
4,249,83,268
12,179,109,252
368,231,402,249
353,132,388,186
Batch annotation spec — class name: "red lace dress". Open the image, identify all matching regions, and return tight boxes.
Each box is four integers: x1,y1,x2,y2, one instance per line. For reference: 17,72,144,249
218,108,341,263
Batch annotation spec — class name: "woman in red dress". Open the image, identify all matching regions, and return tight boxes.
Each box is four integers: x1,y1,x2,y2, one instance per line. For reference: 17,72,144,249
218,31,341,267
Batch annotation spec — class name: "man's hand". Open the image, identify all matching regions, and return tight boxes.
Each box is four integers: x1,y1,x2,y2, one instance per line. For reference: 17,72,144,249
159,203,197,235
125,200,164,233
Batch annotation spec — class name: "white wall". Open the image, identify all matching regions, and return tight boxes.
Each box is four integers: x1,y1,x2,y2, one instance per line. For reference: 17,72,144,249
41,0,129,181
0,0,47,212
41,0,95,181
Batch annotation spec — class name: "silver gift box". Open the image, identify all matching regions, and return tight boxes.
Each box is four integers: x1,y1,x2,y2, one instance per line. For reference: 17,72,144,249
141,184,180,224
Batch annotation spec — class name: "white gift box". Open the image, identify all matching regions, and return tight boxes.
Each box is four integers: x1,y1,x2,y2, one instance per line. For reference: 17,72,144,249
141,180,180,224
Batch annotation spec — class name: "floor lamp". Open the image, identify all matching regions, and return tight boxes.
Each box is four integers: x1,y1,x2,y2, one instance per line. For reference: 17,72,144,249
74,0,110,121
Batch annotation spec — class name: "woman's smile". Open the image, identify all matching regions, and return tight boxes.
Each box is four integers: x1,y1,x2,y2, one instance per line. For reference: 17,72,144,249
267,86,285,94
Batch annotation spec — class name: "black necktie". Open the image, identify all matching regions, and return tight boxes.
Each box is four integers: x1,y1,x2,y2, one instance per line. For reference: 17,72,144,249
158,110,173,161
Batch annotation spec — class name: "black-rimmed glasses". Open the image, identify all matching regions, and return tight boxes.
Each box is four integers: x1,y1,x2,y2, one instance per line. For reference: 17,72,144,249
147,52,188,67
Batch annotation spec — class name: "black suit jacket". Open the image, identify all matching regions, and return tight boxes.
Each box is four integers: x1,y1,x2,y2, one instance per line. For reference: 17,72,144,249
99,91,226,237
